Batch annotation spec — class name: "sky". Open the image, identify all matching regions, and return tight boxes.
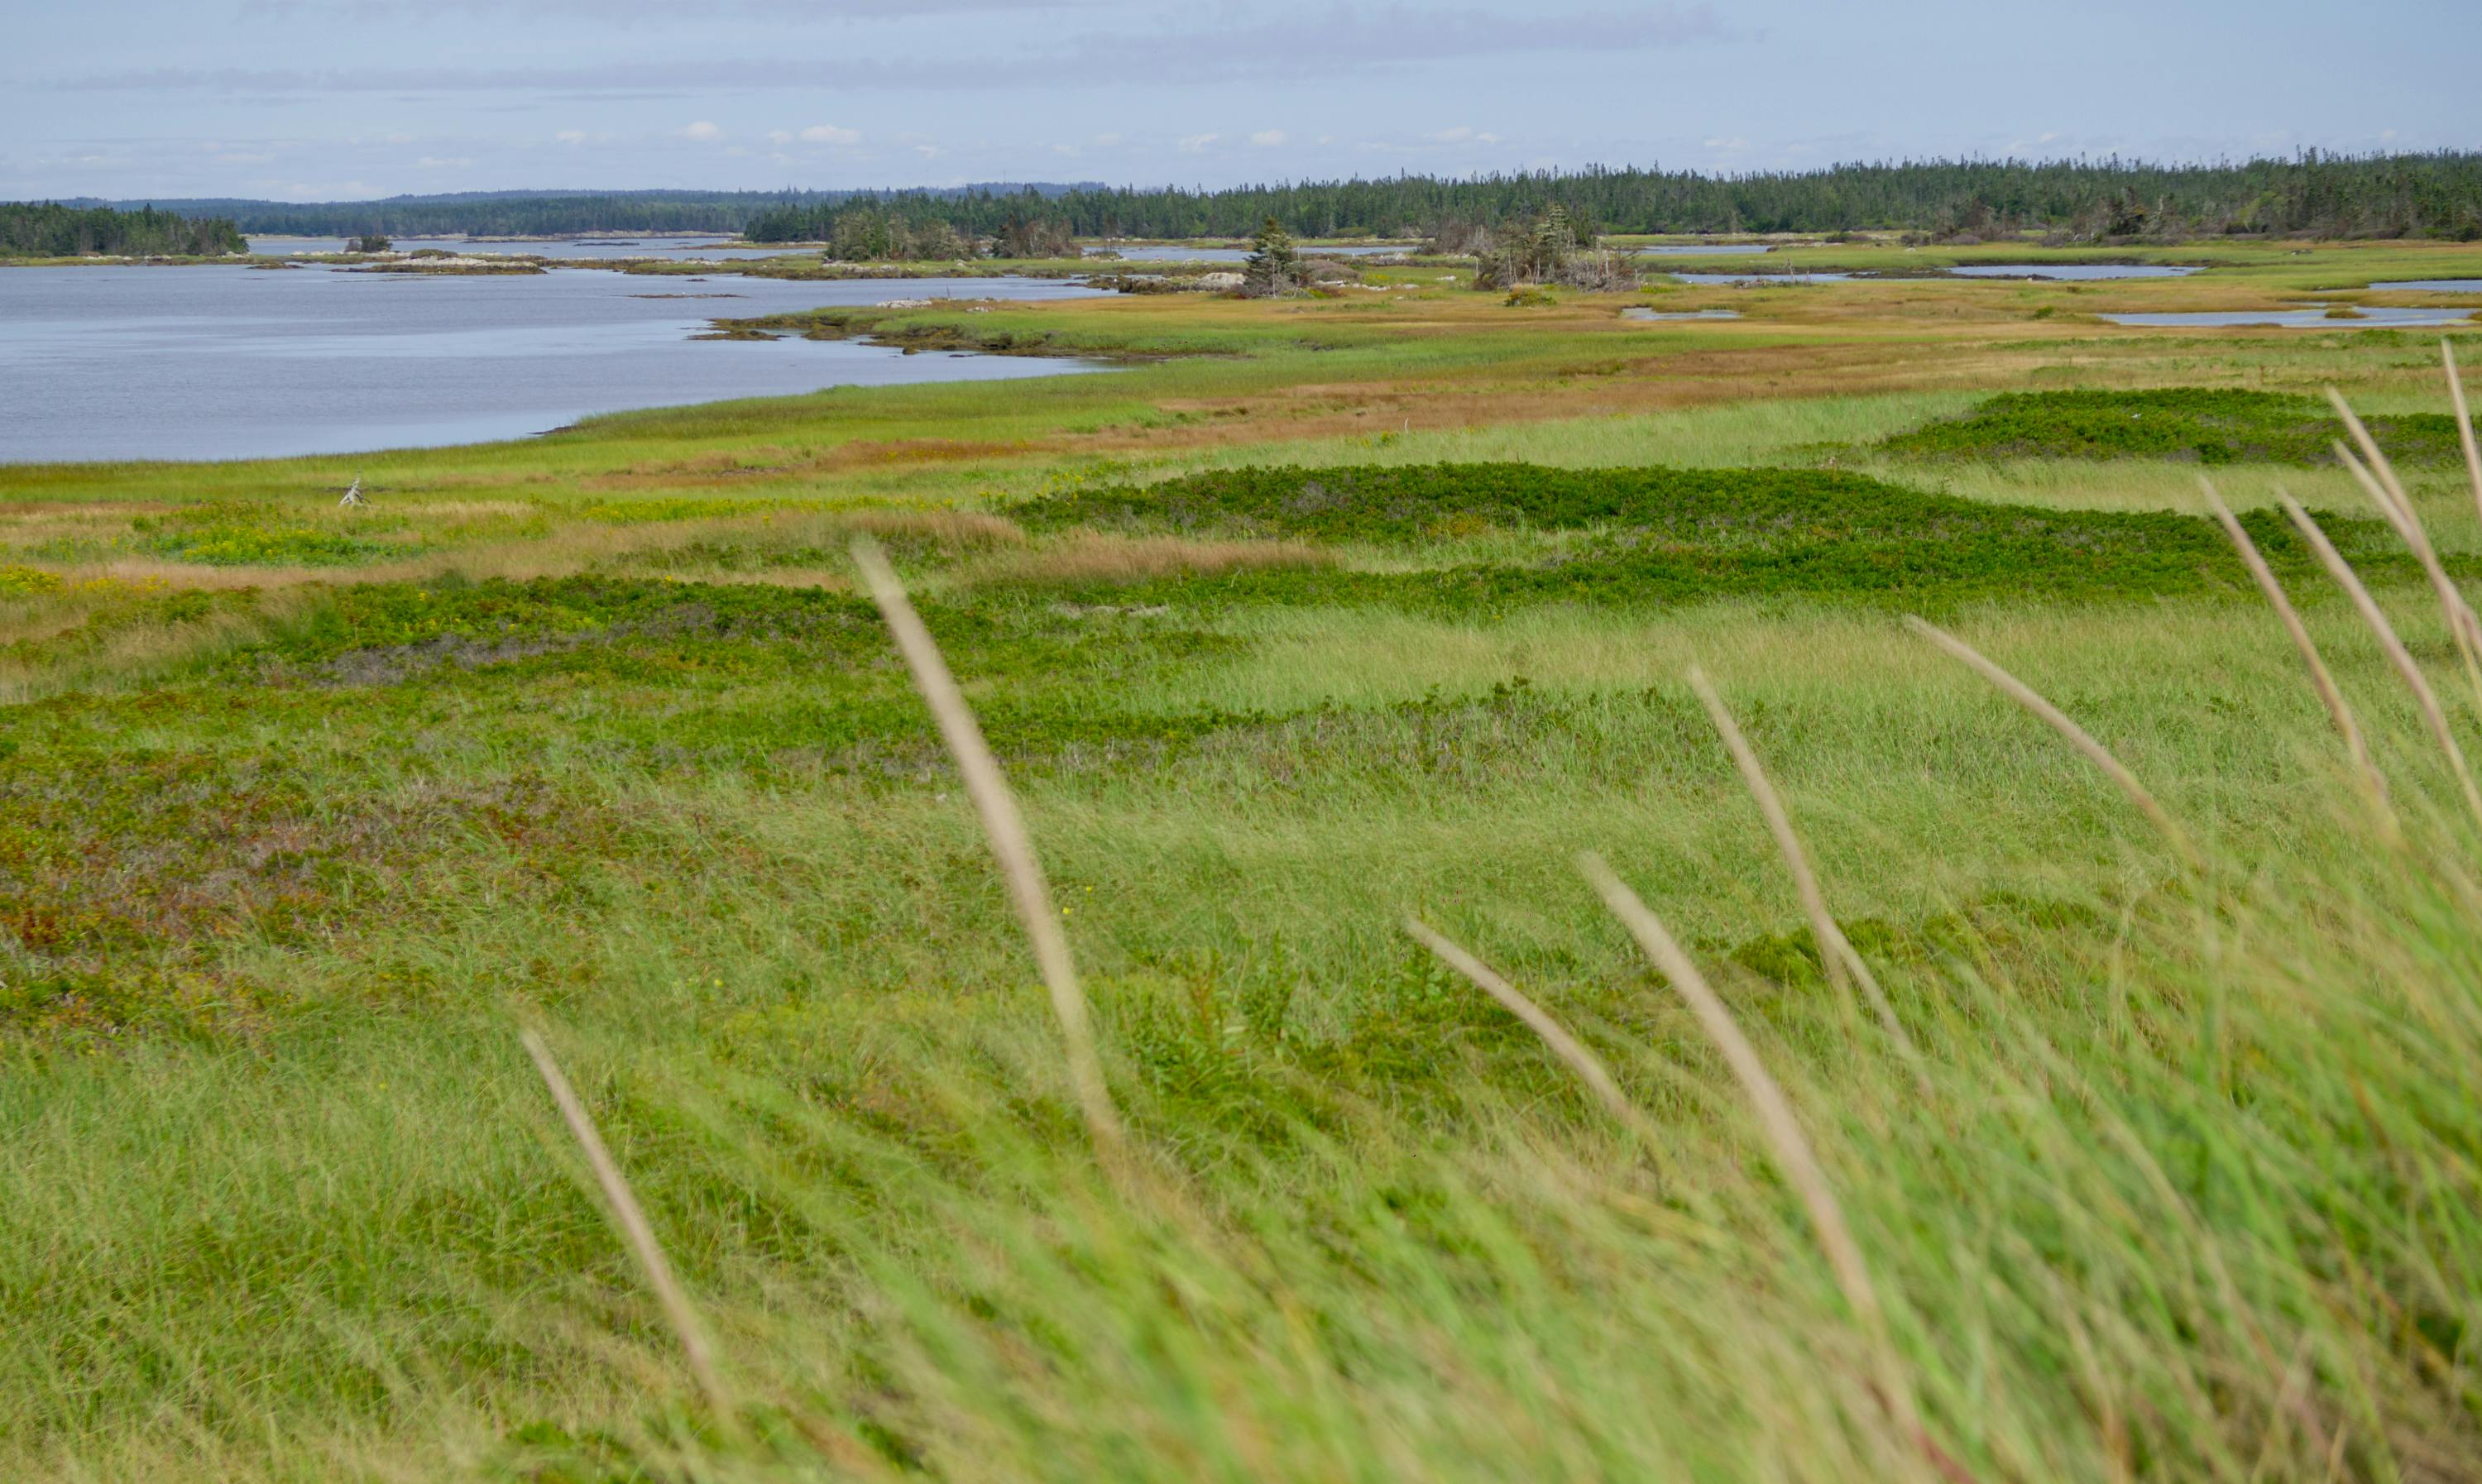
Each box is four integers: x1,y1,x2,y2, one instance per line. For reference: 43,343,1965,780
7,0,2479,203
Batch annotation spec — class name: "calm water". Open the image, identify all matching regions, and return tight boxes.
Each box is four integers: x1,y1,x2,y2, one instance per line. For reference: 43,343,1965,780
1666,270,1852,284
2099,306,2479,328
1622,308,1741,321
247,234,806,261
0,266,1109,463
1948,263,2201,280
2365,280,2482,293
1094,243,1415,262
1627,244,1776,256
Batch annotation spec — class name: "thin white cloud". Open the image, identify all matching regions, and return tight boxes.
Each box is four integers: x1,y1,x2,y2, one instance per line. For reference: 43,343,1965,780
239,0,1104,21
798,123,860,146
678,120,724,141
1249,129,1287,147
51,7,1742,94
1177,132,1219,153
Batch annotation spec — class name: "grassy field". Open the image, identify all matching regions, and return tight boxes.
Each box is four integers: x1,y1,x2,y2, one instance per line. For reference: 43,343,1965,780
6,242,2482,1482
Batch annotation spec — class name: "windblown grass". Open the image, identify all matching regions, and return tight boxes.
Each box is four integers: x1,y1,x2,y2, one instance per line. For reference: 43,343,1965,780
10,250,2482,1484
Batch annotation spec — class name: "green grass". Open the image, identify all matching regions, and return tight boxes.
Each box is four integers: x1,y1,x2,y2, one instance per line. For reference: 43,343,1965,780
7,242,2482,1482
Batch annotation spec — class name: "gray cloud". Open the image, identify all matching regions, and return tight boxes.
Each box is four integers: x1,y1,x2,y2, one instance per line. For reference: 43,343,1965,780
46,6,1739,94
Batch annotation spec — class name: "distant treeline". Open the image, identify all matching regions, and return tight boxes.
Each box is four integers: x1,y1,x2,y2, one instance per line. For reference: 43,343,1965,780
0,202,247,257
93,154,2482,245
110,185,1096,238
754,153,2482,243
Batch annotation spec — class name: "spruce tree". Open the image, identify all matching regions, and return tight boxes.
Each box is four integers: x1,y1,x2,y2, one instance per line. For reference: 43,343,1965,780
1242,216,1298,297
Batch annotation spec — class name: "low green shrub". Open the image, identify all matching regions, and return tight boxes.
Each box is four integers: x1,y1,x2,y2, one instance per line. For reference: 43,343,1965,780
1015,460,2428,614
1879,387,2479,466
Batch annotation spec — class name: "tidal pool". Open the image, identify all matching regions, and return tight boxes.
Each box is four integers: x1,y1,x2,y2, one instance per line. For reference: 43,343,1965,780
0,266,1110,463
247,234,805,261
1622,308,1742,321
1095,243,1415,262
2099,306,2478,328
1948,264,2201,280
1667,271,1852,285
2364,280,2482,293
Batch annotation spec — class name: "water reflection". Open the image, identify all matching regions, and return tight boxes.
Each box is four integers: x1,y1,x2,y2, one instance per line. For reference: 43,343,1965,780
1,266,1112,463
2099,306,2477,328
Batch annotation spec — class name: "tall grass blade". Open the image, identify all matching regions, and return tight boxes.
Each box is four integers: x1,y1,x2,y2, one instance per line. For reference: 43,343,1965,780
849,535,1124,1156
2325,387,2418,524
2448,340,2482,535
1579,853,1975,1482
2328,433,2482,716
519,1029,735,1427
2198,478,2392,814
1901,615,2204,874
2278,494,2482,829
1684,666,1929,1083
1403,916,1668,1171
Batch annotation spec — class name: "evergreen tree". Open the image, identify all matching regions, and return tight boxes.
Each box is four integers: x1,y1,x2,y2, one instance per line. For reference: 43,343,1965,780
1242,216,1300,297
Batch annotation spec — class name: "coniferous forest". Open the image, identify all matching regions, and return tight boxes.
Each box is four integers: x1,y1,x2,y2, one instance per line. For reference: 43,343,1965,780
0,202,247,257
52,152,2482,246
745,153,2482,242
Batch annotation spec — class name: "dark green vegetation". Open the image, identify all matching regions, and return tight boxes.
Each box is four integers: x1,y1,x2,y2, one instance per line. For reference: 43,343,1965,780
1882,388,2482,466
113,184,1093,237
745,199,1076,258
1023,460,2422,610
0,201,245,257
112,151,2482,245
755,151,2482,242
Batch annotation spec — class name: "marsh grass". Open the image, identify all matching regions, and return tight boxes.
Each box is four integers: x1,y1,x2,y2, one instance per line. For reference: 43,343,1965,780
12,244,2482,1483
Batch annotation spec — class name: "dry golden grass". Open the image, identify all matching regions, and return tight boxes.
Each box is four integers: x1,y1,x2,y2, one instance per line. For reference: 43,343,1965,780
834,508,1025,548
584,438,1047,491
1115,341,2051,458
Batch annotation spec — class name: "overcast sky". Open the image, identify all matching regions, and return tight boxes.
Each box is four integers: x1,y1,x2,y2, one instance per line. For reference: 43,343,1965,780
7,0,2477,203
